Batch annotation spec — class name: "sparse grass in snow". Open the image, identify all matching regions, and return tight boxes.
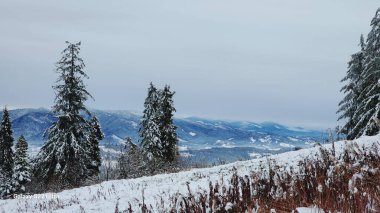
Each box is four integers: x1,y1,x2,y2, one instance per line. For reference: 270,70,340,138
0,135,379,212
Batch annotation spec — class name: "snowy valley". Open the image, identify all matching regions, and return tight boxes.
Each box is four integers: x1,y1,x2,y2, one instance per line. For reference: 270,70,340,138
1,134,379,212
3,108,323,165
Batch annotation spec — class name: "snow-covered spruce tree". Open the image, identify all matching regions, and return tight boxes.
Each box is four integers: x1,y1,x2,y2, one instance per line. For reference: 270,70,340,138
12,135,31,194
139,83,163,170
118,137,142,178
158,85,178,163
0,180,13,199
351,9,380,138
0,107,14,199
337,35,366,140
33,41,96,190
87,116,104,177
0,107,14,179
117,142,129,179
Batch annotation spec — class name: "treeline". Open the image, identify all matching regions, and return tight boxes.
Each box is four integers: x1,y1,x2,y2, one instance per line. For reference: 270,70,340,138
0,109,31,198
338,8,380,140
0,41,179,198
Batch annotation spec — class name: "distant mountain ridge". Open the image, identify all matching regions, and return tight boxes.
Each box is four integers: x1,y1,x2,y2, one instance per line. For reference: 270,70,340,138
2,108,323,153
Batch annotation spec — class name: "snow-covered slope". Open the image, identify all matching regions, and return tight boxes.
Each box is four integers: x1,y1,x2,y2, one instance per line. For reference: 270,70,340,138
1,135,378,212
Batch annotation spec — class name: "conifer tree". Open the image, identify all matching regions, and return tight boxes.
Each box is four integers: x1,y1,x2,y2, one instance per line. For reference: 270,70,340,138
139,83,163,162
12,135,31,194
0,107,14,179
0,180,13,199
0,107,14,198
33,41,95,189
87,116,104,177
351,9,380,138
159,85,178,163
0,125,2,175
337,35,366,140
118,137,142,178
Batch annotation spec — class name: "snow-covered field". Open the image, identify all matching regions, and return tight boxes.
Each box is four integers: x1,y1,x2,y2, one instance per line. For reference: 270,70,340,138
1,135,379,212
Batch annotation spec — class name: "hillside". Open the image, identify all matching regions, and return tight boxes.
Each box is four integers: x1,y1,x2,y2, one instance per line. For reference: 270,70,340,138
1,134,378,212
3,108,324,164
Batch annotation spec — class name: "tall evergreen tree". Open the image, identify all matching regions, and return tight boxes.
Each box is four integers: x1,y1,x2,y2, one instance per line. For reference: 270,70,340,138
337,35,366,139
159,85,178,163
87,116,104,177
12,135,31,194
0,107,14,198
0,107,14,179
139,83,163,162
351,9,380,138
33,41,94,189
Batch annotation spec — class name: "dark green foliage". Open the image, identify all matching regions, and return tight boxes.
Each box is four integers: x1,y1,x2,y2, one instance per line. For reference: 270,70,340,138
337,36,366,140
159,85,179,163
118,137,144,179
52,42,92,116
88,116,104,177
12,135,31,194
0,181,13,199
33,41,96,190
352,8,380,137
0,107,14,179
139,83,163,162
338,8,380,139
0,107,15,199
139,83,179,173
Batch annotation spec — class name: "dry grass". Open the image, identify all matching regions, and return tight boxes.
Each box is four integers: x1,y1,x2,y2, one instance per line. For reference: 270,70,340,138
165,142,380,213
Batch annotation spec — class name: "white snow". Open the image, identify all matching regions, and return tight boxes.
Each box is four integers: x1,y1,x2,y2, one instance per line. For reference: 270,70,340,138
1,135,379,212
221,143,235,148
248,152,261,158
250,137,256,143
29,116,45,124
111,134,124,143
178,145,188,151
180,152,194,157
216,140,235,148
196,120,207,125
214,124,227,129
287,137,300,142
130,121,138,128
28,144,41,157
252,124,262,128
100,146,122,154
262,145,280,151
178,138,189,143
296,207,325,213
317,184,323,193
305,141,317,145
280,142,295,148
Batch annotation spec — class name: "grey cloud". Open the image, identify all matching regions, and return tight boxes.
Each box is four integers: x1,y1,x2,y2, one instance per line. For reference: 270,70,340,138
0,0,378,129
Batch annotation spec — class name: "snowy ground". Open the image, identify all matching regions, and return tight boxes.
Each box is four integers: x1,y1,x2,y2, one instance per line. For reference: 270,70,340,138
0,135,378,212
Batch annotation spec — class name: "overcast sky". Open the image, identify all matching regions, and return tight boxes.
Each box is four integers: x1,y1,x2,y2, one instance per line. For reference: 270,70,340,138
0,0,379,129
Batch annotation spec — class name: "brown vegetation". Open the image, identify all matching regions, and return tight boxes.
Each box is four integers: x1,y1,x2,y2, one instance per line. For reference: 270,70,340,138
166,142,380,213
